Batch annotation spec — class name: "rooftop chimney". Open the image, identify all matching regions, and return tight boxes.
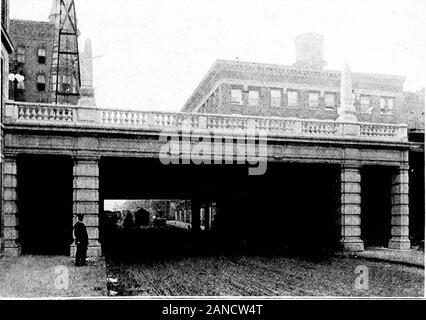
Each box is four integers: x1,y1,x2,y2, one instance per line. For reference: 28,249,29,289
48,0,60,25
294,33,327,69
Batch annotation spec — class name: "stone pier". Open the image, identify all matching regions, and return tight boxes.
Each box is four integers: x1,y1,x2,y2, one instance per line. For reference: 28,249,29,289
1,157,20,257
339,165,364,251
72,157,102,257
388,167,411,250
191,199,201,232
204,203,210,231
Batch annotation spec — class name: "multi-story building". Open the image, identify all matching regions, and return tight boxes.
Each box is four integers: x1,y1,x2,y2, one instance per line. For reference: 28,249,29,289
1,0,14,254
183,34,407,125
182,33,425,245
7,0,94,106
8,19,56,103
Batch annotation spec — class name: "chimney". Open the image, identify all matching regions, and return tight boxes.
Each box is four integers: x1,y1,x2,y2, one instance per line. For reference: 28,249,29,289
294,33,327,69
48,0,60,25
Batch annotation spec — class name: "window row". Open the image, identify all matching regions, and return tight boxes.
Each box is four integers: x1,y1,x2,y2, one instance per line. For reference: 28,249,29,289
13,74,79,93
230,88,395,114
360,95,394,114
230,88,336,109
14,74,47,91
16,46,46,64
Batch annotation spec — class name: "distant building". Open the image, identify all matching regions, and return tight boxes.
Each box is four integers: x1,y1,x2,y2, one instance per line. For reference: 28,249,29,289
182,33,413,128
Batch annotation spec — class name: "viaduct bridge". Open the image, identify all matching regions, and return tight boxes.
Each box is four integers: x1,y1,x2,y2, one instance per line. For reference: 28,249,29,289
1,100,411,257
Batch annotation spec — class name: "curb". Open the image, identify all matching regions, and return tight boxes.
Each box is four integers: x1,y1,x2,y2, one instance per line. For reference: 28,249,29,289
351,253,425,268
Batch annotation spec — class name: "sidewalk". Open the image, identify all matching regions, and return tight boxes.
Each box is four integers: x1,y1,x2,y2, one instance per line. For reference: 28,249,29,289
354,247,424,267
0,255,107,298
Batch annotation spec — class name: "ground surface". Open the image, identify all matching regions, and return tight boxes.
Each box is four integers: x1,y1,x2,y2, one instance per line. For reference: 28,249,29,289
0,255,107,298
106,254,424,297
0,254,423,297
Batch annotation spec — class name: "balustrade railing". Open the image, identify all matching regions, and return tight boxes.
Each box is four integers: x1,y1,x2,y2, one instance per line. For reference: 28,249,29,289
4,101,408,142
16,102,74,122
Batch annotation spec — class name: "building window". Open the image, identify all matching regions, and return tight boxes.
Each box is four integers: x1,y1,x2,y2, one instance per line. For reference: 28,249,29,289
388,98,394,113
380,97,394,114
231,89,242,105
287,90,298,107
324,93,335,109
62,75,71,92
360,95,372,113
36,74,46,91
17,46,26,63
270,89,281,107
37,48,46,64
248,90,259,106
17,80,25,90
308,92,319,108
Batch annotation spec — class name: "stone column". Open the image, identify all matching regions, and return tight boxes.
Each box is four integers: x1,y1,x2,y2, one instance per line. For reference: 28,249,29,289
204,203,210,231
388,167,410,250
191,199,201,233
339,165,364,251
72,157,102,257
2,156,21,256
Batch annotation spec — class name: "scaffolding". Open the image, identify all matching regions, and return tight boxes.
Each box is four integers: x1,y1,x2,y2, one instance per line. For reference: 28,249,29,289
50,0,81,105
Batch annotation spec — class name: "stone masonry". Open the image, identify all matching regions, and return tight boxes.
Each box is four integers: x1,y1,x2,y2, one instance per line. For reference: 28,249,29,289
339,165,364,251
72,158,101,257
388,167,411,250
2,157,20,256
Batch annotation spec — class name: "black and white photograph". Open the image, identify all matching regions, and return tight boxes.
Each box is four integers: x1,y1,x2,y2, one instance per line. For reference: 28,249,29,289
0,0,425,306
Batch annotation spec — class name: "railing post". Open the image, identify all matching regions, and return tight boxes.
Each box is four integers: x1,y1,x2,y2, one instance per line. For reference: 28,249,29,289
199,115,207,129
76,106,99,124
341,122,361,137
4,101,18,121
396,126,408,142
294,120,302,134
147,113,155,127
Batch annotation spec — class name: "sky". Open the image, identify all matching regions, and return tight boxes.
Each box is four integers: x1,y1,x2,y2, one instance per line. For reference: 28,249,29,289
10,0,426,113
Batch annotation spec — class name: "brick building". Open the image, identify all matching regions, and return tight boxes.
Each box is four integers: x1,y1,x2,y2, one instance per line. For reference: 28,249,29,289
182,33,419,128
8,19,56,103
7,0,94,106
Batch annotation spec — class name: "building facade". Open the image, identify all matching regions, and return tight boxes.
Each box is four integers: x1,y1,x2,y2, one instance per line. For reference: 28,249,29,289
182,33,412,127
8,19,56,103
7,0,87,105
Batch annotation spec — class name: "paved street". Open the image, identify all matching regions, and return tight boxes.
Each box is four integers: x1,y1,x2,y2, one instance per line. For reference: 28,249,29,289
0,253,423,297
106,255,424,297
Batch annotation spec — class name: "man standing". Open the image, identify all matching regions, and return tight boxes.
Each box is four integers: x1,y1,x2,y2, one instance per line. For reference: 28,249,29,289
74,214,89,266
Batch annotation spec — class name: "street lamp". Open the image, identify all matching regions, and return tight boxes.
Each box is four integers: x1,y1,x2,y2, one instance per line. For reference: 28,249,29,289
8,71,25,101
